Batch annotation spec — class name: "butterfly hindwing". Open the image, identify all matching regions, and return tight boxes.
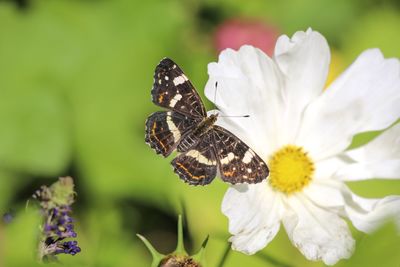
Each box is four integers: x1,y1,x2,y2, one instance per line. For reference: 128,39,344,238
152,58,207,118
171,132,217,186
212,126,269,184
145,111,196,157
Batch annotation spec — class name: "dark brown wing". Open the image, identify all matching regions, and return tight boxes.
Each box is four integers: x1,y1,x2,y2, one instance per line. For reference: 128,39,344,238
145,111,196,157
171,132,217,186
151,58,207,119
212,125,269,184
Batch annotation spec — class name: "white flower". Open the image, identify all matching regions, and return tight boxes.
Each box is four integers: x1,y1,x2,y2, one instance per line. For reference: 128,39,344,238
204,28,400,265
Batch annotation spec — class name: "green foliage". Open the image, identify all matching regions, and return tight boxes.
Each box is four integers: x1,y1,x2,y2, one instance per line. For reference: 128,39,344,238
337,223,400,267
341,7,400,62
0,0,399,266
0,171,21,210
3,208,41,267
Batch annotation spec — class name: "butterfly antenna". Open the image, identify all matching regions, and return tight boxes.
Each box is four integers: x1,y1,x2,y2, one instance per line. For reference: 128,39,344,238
214,82,218,106
212,82,219,115
219,115,250,118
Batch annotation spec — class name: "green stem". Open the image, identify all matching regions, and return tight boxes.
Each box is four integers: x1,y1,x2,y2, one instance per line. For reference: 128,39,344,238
256,252,294,267
216,242,231,267
37,209,54,262
37,238,45,263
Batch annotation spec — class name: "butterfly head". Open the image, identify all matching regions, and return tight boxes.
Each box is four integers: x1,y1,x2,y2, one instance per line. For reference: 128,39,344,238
207,113,219,124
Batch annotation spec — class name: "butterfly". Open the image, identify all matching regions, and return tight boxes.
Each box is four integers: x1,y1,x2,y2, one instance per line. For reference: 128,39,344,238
145,58,269,186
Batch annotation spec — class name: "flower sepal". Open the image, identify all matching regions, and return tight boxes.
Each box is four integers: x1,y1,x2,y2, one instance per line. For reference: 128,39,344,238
137,215,208,267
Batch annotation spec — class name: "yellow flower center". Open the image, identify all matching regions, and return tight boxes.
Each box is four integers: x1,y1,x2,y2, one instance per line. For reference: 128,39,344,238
268,145,314,194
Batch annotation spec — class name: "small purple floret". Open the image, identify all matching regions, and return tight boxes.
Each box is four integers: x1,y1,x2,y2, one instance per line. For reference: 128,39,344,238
39,204,81,258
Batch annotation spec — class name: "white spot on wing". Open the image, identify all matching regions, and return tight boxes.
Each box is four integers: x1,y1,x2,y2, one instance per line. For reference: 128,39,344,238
166,115,180,142
169,94,182,107
186,150,216,166
173,75,188,86
242,149,254,164
220,152,235,164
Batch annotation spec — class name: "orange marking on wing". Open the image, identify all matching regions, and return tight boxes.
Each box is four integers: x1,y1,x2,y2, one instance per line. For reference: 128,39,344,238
151,121,167,153
176,162,205,180
223,171,235,177
158,93,164,103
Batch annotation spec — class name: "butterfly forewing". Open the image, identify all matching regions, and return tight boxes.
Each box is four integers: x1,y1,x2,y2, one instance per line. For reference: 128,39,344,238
212,126,269,184
152,58,207,119
171,132,217,186
145,111,196,157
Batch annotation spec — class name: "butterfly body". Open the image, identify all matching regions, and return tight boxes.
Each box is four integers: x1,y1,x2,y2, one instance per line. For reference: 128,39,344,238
145,58,269,186
177,114,217,152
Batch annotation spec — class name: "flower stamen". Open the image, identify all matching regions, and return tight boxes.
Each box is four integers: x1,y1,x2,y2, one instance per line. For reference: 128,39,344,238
268,145,314,194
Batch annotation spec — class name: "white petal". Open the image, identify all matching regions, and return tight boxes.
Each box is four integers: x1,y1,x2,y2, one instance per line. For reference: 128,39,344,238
336,123,400,181
222,181,282,254
313,156,348,181
304,180,400,233
303,179,346,208
274,28,330,142
297,49,400,160
344,192,400,233
283,195,355,265
205,45,285,157
229,223,280,255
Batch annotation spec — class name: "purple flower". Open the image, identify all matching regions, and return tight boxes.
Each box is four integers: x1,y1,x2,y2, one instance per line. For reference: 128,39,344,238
35,177,81,262
56,241,81,256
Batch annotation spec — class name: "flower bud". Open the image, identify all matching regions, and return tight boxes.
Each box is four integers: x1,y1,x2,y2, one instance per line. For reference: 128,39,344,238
138,215,208,267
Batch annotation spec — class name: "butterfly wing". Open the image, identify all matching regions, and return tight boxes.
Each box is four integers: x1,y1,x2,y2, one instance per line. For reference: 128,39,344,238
171,132,217,186
212,125,269,184
145,111,196,157
152,58,207,119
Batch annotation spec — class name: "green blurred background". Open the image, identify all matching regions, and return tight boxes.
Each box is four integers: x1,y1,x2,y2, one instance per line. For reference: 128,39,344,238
0,0,399,266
